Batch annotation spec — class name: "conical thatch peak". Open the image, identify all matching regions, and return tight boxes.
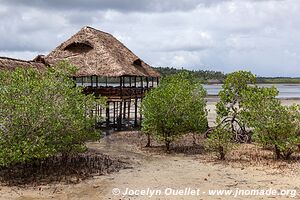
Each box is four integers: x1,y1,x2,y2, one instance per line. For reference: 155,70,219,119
45,26,160,78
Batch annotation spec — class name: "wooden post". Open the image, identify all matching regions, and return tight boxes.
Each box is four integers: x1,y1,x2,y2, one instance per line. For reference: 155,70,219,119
118,101,123,130
140,77,143,95
113,101,116,126
100,104,102,118
106,101,110,127
139,98,142,124
134,76,136,87
120,77,123,97
146,77,149,88
123,101,126,119
95,103,97,124
152,77,154,87
141,77,143,88
116,101,119,128
127,100,131,127
134,97,138,127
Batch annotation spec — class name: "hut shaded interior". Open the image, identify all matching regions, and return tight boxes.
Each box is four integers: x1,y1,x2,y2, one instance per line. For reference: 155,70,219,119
43,26,160,130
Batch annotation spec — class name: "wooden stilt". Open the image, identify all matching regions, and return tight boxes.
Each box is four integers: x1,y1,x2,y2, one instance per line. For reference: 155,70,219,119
106,101,110,127
116,101,119,128
134,97,138,127
123,101,126,119
151,77,154,87
146,77,149,88
113,101,116,126
139,98,142,125
120,77,123,97
127,100,131,127
100,104,102,118
95,103,98,124
118,101,123,130
134,76,136,87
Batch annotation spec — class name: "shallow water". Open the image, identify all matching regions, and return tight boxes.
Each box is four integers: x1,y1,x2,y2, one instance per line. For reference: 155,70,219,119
203,84,300,99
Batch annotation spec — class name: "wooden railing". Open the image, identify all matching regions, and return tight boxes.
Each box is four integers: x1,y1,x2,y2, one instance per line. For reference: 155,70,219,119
83,86,152,98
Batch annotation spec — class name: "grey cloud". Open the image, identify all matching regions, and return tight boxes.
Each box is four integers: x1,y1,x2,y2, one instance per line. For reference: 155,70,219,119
157,33,214,52
0,0,299,76
66,12,99,25
0,0,229,12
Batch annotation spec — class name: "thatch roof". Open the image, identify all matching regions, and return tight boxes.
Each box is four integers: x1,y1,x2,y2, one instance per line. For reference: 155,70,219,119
45,26,160,78
0,57,45,71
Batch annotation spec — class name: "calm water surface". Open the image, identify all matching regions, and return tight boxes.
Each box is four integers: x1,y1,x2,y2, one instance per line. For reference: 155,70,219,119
203,84,300,99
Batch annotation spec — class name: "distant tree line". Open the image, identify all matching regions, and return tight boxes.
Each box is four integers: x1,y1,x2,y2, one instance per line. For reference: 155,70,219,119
155,67,300,84
256,76,300,84
154,67,226,83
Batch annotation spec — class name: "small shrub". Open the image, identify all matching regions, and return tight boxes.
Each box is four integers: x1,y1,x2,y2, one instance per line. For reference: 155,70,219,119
205,125,235,160
142,72,208,151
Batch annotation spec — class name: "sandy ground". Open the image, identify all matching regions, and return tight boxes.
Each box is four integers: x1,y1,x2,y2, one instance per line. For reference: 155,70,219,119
205,97,218,127
0,98,300,200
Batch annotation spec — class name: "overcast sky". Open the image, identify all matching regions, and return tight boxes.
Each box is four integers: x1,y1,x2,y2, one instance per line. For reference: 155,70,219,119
0,0,299,76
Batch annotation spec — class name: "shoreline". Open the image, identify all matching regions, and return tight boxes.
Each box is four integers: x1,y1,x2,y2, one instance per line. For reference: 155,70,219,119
206,95,300,100
205,97,300,127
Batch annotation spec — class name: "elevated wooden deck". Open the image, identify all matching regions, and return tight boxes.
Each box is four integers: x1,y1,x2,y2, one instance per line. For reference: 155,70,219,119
83,86,152,100
79,76,159,130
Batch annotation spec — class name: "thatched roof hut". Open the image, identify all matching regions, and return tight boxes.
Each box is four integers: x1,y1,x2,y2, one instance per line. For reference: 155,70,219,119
45,26,160,78
0,57,45,71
